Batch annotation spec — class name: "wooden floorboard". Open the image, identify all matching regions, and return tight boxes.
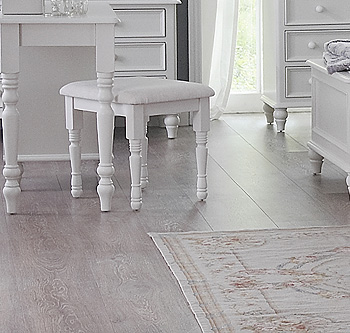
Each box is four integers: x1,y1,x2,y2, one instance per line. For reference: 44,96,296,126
1,112,350,332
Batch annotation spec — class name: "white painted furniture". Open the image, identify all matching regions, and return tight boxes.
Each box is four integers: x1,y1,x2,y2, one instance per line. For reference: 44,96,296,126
0,0,181,161
60,77,214,211
0,2,118,214
110,0,183,137
307,59,350,193
262,0,350,132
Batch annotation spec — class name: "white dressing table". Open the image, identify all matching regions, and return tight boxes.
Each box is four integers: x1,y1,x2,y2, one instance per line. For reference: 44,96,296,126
0,2,119,213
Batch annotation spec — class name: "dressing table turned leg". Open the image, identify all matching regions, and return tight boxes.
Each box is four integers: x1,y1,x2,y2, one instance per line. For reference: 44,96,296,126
274,107,288,132
2,73,21,214
96,72,115,212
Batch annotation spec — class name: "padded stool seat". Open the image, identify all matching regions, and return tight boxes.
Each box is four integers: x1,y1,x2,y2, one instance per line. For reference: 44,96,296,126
60,77,214,211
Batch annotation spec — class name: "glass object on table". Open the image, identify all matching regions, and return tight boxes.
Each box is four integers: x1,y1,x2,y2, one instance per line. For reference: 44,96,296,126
50,0,88,16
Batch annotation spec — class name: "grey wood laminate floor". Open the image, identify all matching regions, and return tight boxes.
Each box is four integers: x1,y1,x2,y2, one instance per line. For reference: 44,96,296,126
1,112,349,332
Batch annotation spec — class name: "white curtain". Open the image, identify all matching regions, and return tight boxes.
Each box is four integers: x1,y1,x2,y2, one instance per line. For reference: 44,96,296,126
201,0,240,120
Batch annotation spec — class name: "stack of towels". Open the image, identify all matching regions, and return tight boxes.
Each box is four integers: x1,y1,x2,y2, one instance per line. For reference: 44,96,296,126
323,39,350,74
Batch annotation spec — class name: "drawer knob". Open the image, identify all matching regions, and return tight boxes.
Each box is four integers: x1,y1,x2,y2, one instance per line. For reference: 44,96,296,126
315,5,324,13
308,41,317,49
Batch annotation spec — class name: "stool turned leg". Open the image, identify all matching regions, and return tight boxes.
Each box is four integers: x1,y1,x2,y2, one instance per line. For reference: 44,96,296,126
308,148,324,175
196,131,208,200
96,72,115,212
164,114,180,139
141,123,149,189
68,129,83,198
129,139,142,210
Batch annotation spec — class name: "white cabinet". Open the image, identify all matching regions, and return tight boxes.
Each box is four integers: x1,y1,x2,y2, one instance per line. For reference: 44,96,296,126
111,1,186,132
262,0,350,132
111,1,179,80
307,59,350,194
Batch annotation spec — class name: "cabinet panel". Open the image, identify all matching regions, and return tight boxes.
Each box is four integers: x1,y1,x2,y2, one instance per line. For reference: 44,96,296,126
285,0,349,26
286,30,350,62
114,9,166,38
115,43,166,72
285,67,311,98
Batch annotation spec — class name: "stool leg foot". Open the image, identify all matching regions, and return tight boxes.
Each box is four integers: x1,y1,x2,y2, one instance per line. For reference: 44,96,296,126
196,131,208,200
68,129,83,198
129,139,142,210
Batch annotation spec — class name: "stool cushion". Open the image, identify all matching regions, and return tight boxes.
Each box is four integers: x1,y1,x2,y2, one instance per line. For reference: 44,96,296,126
60,77,215,105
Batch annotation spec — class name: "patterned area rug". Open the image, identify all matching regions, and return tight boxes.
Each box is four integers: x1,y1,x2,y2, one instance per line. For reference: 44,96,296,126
149,227,350,332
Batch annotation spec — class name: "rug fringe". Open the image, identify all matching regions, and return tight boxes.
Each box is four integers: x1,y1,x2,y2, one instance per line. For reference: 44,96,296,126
148,232,213,333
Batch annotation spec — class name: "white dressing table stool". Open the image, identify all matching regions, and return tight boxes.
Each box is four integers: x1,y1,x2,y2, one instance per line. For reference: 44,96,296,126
60,77,214,211
307,59,350,193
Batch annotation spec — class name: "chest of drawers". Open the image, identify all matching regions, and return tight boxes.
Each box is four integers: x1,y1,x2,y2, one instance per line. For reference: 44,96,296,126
262,0,350,132
111,0,179,79
110,0,186,132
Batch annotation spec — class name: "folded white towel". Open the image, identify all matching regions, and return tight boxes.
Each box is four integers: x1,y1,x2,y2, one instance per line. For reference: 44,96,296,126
323,39,350,74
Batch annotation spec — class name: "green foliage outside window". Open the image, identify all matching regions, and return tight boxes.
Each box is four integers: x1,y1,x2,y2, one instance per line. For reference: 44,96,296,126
232,0,257,92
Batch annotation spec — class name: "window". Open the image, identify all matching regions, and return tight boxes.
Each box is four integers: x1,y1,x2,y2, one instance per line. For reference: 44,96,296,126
227,0,262,112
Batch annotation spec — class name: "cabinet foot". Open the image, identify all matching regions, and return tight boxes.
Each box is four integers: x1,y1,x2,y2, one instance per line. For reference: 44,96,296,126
308,148,324,175
273,108,288,132
164,114,180,139
263,103,274,124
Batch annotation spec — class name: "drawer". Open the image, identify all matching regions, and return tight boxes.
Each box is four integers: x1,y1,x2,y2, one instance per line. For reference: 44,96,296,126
285,30,350,62
114,9,165,38
285,67,311,98
115,43,166,72
285,0,350,26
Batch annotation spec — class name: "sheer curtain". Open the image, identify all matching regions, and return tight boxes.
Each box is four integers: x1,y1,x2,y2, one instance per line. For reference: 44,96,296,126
201,0,240,120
